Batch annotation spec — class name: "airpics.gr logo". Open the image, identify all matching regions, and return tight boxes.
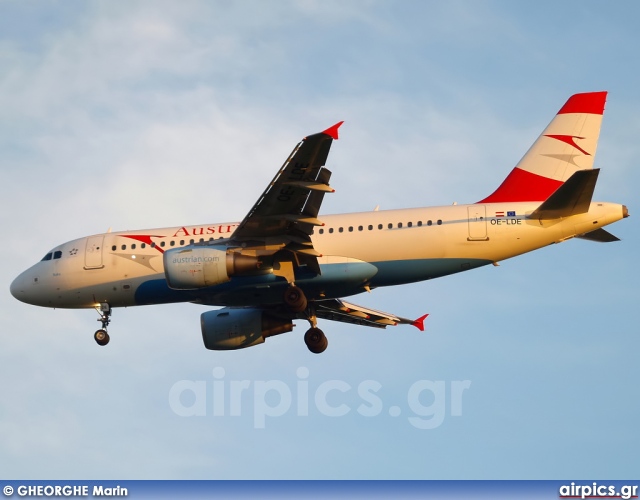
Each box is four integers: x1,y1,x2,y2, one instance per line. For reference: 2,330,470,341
168,367,472,430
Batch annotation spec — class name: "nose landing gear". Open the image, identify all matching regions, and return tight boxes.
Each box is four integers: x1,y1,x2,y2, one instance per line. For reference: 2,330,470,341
94,303,112,346
94,328,110,346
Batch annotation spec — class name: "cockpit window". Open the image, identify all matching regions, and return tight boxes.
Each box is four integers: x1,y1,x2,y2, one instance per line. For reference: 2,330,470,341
53,251,62,259
41,253,53,261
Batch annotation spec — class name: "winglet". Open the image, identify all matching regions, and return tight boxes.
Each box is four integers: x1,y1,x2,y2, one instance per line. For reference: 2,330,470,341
412,314,429,332
322,121,344,140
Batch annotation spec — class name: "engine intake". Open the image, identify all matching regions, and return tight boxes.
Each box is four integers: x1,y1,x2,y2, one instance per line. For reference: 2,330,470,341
163,246,267,290
201,308,293,350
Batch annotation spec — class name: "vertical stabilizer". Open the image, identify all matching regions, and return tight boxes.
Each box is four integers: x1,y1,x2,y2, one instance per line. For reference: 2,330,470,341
479,91,607,203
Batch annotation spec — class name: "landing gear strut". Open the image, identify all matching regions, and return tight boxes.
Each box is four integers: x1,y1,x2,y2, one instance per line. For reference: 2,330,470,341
94,303,111,346
283,286,328,353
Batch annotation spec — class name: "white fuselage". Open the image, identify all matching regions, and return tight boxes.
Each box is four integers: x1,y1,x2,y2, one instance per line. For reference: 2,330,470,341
10,201,626,310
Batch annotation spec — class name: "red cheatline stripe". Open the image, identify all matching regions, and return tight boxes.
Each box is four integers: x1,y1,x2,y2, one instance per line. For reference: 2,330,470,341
477,167,563,204
122,235,165,253
557,91,607,115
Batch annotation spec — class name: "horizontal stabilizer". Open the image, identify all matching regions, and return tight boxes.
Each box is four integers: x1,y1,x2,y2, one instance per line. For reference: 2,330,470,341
576,227,620,242
529,169,600,220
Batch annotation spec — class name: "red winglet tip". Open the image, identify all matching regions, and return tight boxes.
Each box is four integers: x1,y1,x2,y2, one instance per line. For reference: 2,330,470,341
322,121,344,140
412,314,429,332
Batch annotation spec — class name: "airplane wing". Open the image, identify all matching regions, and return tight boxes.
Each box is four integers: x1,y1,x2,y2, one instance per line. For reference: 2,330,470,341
229,122,343,275
315,299,428,331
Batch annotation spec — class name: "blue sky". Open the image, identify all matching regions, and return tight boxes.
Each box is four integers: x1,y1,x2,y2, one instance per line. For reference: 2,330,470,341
0,0,638,479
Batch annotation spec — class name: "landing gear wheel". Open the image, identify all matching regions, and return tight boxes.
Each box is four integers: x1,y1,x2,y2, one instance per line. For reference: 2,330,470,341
284,285,307,313
304,327,328,354
94,329,110,346
93,303,112,347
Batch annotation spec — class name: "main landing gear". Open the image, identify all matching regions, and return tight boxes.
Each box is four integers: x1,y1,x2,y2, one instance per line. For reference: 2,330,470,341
94,302,111,346
283,285,328,354
283,285,307,312
304,327,328,354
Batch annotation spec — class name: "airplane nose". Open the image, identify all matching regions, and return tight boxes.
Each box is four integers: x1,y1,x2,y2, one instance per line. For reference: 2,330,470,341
10,273,25,300
10,270,34,304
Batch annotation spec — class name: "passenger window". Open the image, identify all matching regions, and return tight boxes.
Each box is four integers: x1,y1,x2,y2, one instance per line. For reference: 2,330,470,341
329,228,334,234
358,226,363,231
368,225,373,230
408,222,412,227
180,240,185,245
319,229,324,234
378,224,383,230
398,222,403,228
427,220,432,226
53,251,62,259
199,238,204,243
141,243,146,249
160,241,166,247
437,219,442,225
417,221,422,227
111,246,116,251
339,228,343,233
190,239,195,244
121,244,126,250
388,223,393,229
41,253,53,261
170,241,175,247
348,227,353,232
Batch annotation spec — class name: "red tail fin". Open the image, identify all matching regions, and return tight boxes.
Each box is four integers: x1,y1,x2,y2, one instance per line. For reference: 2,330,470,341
478,92,607,204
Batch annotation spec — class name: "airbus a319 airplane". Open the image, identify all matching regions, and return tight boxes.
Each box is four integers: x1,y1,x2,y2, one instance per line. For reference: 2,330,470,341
10,91,628,353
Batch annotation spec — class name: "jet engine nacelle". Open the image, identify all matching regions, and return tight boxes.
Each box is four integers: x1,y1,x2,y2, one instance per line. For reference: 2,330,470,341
200,308,293,350
163,246,266,290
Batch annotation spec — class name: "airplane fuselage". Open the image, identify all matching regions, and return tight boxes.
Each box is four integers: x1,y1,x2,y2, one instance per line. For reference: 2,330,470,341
10,201,626,311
